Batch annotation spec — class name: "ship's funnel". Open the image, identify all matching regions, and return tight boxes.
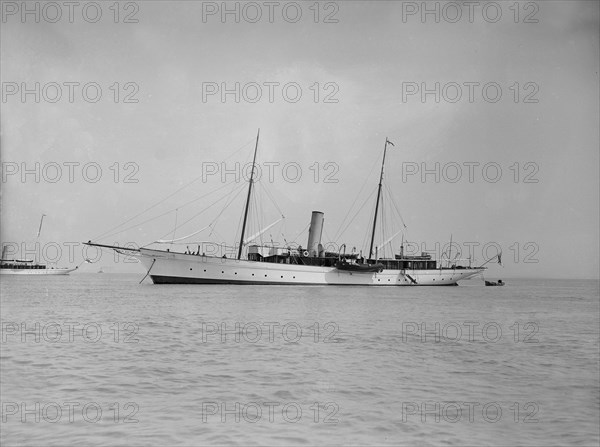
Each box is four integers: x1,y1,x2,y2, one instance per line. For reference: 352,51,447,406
307,211,324,257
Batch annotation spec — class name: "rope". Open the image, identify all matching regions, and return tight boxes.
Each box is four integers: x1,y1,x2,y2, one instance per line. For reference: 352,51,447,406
97,181,234,242
332,155,380,241
139,259,156,284
144,182,246,246
384,183,407,229
93,138,255,241
335,188,377,244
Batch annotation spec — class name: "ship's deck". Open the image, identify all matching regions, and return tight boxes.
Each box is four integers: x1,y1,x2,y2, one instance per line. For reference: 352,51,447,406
246,253,454,271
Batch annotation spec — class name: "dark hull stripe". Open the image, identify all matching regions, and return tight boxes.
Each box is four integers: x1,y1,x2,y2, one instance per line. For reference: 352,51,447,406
149,275,459,286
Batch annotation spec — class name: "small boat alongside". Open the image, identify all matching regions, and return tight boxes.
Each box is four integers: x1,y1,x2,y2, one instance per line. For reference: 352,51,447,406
485,279,505,286
335,259,384,273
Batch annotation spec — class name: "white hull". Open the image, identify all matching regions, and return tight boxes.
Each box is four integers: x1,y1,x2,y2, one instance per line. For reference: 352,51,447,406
137,249,483,286
0,267,77,275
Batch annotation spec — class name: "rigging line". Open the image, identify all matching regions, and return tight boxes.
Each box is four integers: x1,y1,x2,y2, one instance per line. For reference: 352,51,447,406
290,222,310,244
361,196,378,254
257,186,272,245
154,225,211,244
380,193,386,258
251,183,259,224
95,180,236,241
247,192,257,245
102,180,235,241
391,186,406,228
102,208,184,243
335,188,377,244
209,229,227,245
234,191,246,250
322,227,335,250
171,209,178,246
259,190,271,243
382,196,396,257
332,154,381,241
244,218,284,245
154,182,241,242
207,180,248,230
221,137,256,162
104,181,239,243
333,153,381,241
176,189,244,246
256,180,285,217
254,187,264,246
256,182,271,217
384,183,407,229
281,218,288,244
254,191,266,246
382,187,405,254
377,229,403,253
383,190,396,256
92,138,255,241
144,183,246,246
200,183,248,240
254,190,264,245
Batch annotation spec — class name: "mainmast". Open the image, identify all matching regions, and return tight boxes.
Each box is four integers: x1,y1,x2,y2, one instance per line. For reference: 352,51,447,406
237,129,260,260
368,138,393,259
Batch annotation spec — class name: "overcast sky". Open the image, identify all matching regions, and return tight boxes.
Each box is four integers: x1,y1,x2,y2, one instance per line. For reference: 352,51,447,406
1,1,598,278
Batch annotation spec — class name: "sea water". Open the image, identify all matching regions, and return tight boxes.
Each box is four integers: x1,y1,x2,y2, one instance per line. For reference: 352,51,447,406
1,275,598,446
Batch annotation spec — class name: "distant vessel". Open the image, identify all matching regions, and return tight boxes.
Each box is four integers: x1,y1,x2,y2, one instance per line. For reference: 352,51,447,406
86,133,486,285
0,215,78,276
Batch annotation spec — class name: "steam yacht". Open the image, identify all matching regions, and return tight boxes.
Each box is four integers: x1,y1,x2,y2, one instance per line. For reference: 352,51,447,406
86,133,486,285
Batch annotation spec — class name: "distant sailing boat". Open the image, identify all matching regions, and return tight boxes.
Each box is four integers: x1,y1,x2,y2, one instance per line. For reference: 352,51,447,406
0,214,78,276
86,132,486,285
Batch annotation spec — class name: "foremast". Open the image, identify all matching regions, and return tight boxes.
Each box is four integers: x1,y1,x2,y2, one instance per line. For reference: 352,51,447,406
237,129,260,260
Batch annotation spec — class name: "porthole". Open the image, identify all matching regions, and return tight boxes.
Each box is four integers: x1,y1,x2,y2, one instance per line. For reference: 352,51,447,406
190,268,192,271
222,271,224,274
